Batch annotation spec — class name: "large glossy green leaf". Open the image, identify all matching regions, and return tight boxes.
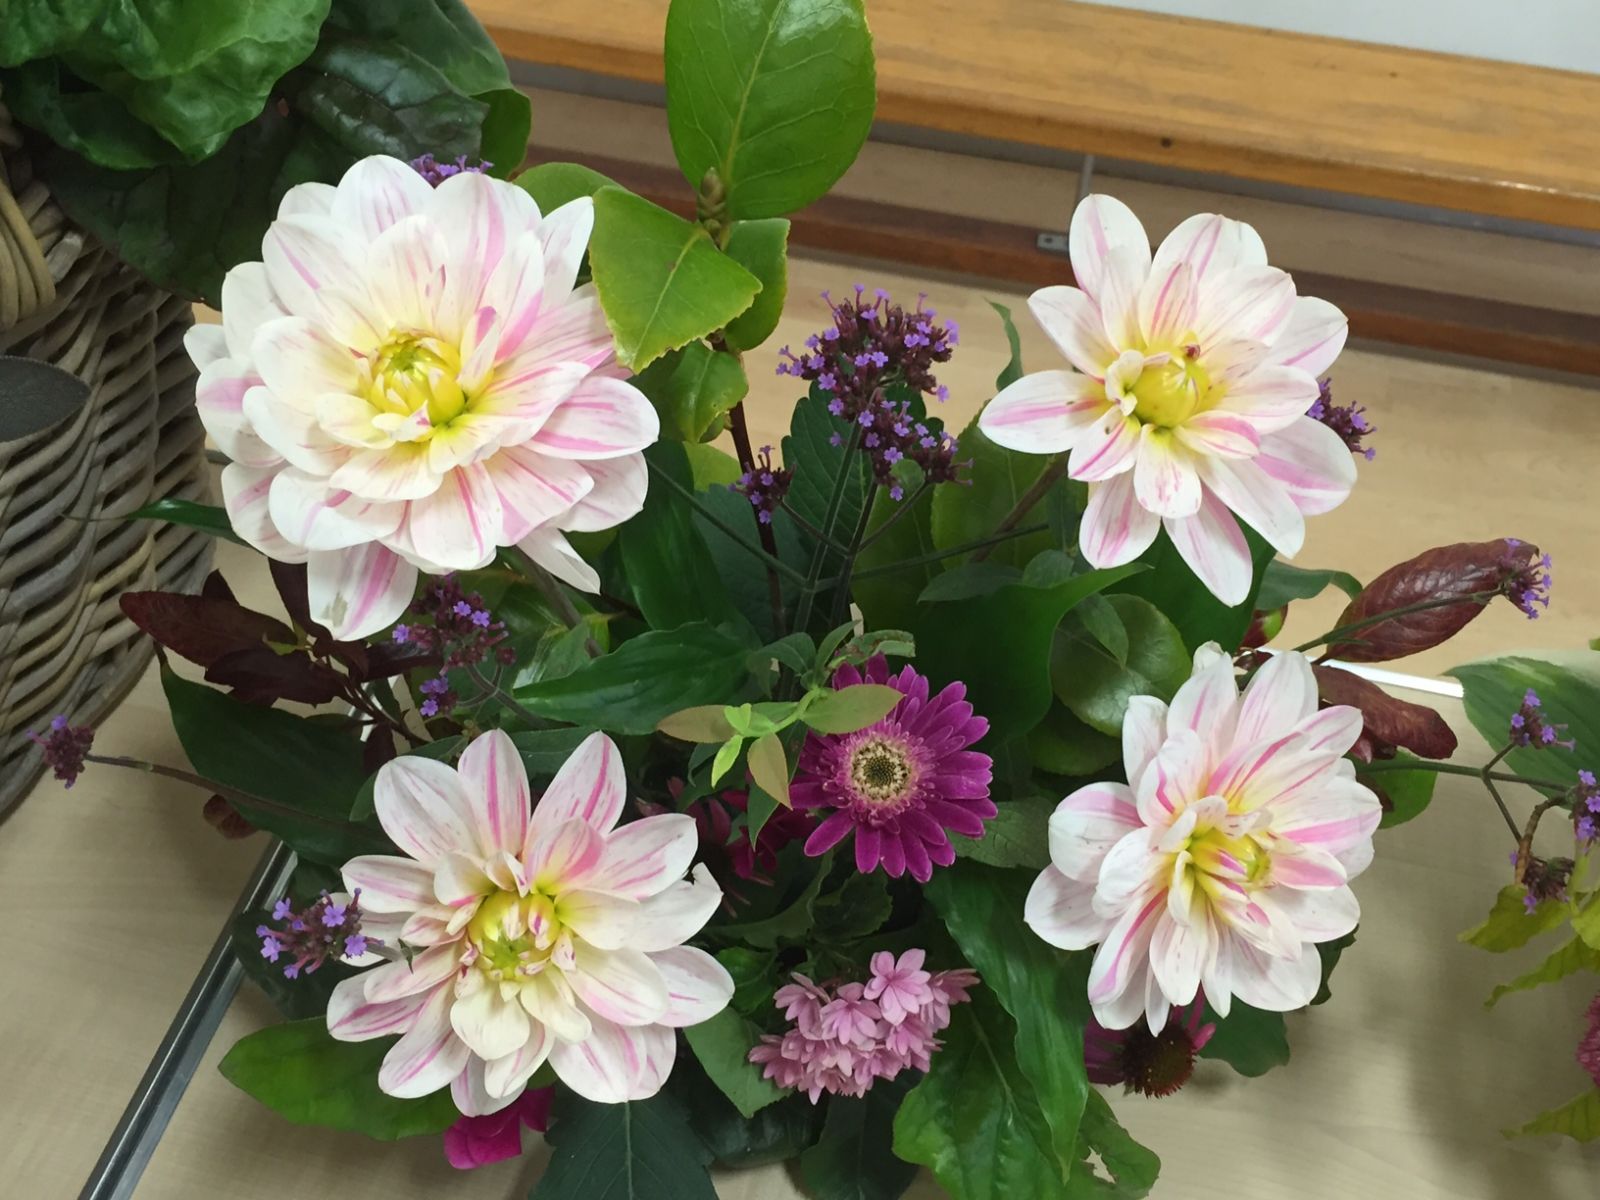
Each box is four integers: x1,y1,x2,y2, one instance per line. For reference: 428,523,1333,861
946,795,1053,870
1198,1001,1290,1077
692,484,805,641
1068,1091,1160,1197
588,187,761,370
219,1019,457,1139
682,1007,786,1119
721,218,790,350
1254,561,1362,612
852,461,938,633
620,443,739,629
930,425,1057,570
669,1057,826,1168
513,623,753,735
1028,702,1121,778
1450,651,1600,784
783,385,868,556
1051,595,1190,736
799,1076,918,1200
1116,526,1274,654
928,864,1090,1179
514,162,619,212
534,1089,718,1199
1507,1091,1600,1142
631,343,750,443
664,0,875,219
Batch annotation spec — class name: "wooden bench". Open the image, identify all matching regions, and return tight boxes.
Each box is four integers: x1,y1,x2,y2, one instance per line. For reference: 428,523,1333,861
474,0,1600,231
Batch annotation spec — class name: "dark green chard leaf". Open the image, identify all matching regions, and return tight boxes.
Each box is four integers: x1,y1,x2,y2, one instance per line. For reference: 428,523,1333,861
219,1019,457,1139
1069,1090,1160,1197
720,218,791,350
853,461,938,633
513,161,619,211
800,1074,919,1200
946,794,1054,870
631,344,750,443
1254,560,1362,611
511,727,599,778
683,1007,786,1118
1199,1001,1290,1077
810,871,893,942
620,443,740,629
533,1089,718,1200
1050,595,1190,737
588,187,762,370
1116,526,1274,654
930,425,1056,570
664,0,875,219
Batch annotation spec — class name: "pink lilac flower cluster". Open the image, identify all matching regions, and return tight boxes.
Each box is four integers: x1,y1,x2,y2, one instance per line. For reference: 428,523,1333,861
1499,540,1553,619
1084,998,1215,1098
27,714,94,788
734,445,794,526
1578,993,1600,1088
391,576,516,718
408,153,492,186
1508,689,1574,750
1573,770,1599,846
776,286,963,496
1307,380,1375,461
256,890,372,979
748,951,978,1102
443,1088,553,1170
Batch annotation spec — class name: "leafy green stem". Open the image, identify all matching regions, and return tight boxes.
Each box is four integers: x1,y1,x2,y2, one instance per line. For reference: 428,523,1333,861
646,458,809,584
830,457,880,623
853,482,931,556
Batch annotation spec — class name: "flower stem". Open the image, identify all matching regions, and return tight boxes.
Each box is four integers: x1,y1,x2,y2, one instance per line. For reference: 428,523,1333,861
84,754,356,831
830,460,881,624
465,664,553,731
1353,758,1570,793
827,522,1052,587
508,547,601,657
972,453,1068,562
854,482,931,556
646,460,809,584
728,401,787,637
1290,591,1497,656
793,425,864,634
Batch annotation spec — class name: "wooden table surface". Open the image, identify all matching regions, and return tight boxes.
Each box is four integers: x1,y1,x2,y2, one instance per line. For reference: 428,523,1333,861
2,254,1597,1199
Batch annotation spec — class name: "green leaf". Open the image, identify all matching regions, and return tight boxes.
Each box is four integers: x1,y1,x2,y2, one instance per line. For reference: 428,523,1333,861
782,385,868,560
989,300,1026,390
685,442,745,489
718,946,778,1016
513,623,754,735
513,161,619,212
911,565,1145,743
714,854,833,948
1051,595,1189,736
658,705,738,743
218,1019,456,1139
928,864,1090,1180
1199,1002,1290,1077
692,483,806,641
763,632,816,675
510,726,598,778
1255,561,1363,612
1311,928,1356,1006
1460,885,1570,952
127,498,244,544
1506,1091,1600,1142
1450,651,1600,784
712,736,746,784
947,796,1054,870
800,1075,919,1200
589,187,762,370
1072,594,1129,665
1069,1091,1160,1197
811,871,893,943
721,218,791,351
534,1088,718,1200
620,443,738,628
1572,893,1600,951
918,562,1024,603
747,732,792,807
931,425,1055,570
683,1007,786,1119
663,0,876,219
162,668,384,865
1486,937,1600,1008
1363,753,1439,828
350,734,461,820
1116,526,1275,654
631,343,750,443
669,1058,826,1168
801,684,906,734
853,460,938,632
1028,704,1121,778
229,908,354,1020
893,988,1064,1199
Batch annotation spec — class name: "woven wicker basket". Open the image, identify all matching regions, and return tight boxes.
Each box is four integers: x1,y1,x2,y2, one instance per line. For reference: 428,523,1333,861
0,101,214,817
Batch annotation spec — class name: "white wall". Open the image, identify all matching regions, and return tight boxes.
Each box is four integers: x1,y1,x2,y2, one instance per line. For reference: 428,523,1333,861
1088,0,1600,73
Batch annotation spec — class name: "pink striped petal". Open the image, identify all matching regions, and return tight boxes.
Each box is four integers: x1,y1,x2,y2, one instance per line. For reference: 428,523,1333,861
483,446,594,543
1121,694,1169,786
1226,939,1322,1012
1271,885,1360,941
1235,651,1319,745
481,232,546,362
1165,652,1240,757
1068,407,1140,482
243,386,348,476
429,171,541,336
452,1058,507,1117
515,287,615,373
484,1023,554,1099
1163,489,1252,605
251,316,360,410
400,905,458,946
195,362,279,467
1150,904,1210,1005
373,753,479,865
219,463,303,561
329,443,440,503
458,730,531,858
1267,295,1348,377
1256,418,1357,517
1028,285,1117,375
218,261,286,358
1078,471,1160,568
557,890,639,950
473,358,589,432
630,866,723,952
1049,782,1139,882
1197,455,1304,557
366,214,448,333
1291,705,1364,757
278,180,335,219
1086,887,1164,1018
529,819,605,891
362,944,461,1004
549,1015,653,1102
1132,425,1201,518
262,214,361,322
1212,737,1341,816
450,980,533,1061
342,854,435,912
433,852,497,906
1216,364,1319,435
567,945,669,1026
1025,866,1112,951
1267,778,1381,853
1135,728,1205,825
538,197,596,303
1094,829,1163,917
1203,336,1271,387
404,463,504,571
1095,245,1147,350
652,946,735,1027
1194,265,1296,349
332,156,433,242
1136,259,1196,349
268,468,403,550
530,733,626,836
529,376,659,460
1068,194,1151,307
315,393,390,450
305,542,416,640
1269,843,1348,890
559,454,648,533
1150,213,1267,287
587,815,698,901
1175,410,1260,459
327,975,429,1042
457,305,502,394
979,370,1107,454
518,526,601,592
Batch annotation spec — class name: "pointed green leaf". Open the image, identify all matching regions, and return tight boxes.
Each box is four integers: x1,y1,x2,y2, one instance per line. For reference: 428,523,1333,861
1255,561,1363,611
533,1089,718,1199
747,732,792,807
683,1007,786,1119
1027,703,1121,778
930,425,1056,570
712,736,745,784
620,443,739,628
631,343,750,443
1487,937,1600,1007
513,161,618,212
801,684,905,734
721,218,791,350
947,795,1054,870
128,498,244,544
1450,652,1600,783
1506,1091,1600,1142
1461,885,1570,952
1069,1090,1160,1197
1051,595,1190,736
800,1075,919,1200
1199,1001,1290,1077
989,300,1025,390
658,705,738,744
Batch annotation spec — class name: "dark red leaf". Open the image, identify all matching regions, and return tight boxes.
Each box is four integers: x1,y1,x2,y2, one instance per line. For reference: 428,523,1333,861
202,794,257,839
1313,665,1458,759
353,639,441,681
205,645,345,705
362,726,398,774
268,559,319,634
200,570,237,603
120,591,295,669
1239,607,1286,652
1329,539,1533,663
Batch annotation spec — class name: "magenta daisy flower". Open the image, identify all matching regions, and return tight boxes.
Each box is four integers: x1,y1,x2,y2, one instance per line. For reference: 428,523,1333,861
792,656,994,882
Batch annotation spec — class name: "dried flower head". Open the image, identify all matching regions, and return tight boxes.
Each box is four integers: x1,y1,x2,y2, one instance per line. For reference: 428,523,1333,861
1085,996,1215,1097
27,714,95,788
1307,379,1375,461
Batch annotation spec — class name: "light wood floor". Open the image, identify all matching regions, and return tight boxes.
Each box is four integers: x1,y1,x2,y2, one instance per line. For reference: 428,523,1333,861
2,242,1597,1197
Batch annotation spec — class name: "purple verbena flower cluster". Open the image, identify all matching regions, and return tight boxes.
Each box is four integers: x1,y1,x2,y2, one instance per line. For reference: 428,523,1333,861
392,576,515,718
1498,538,1553,619
1508,688,1574,750
1516,852,1574,914
749,951,978,1102
1572,769,1599,845
27,714,94,788
257,889,372,980
1308,379,1375,461
734,445,793,525
777,286,964,496
409,153,492,187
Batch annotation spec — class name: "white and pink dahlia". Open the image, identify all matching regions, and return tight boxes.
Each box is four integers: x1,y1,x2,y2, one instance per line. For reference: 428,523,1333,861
328,730,733,1111
185,155,657,639
1026,647,1381,1031
979,195,1355,604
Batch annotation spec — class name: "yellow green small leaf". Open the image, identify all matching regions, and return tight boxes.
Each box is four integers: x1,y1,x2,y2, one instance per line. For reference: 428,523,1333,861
747,732,791,808
657,705,736,743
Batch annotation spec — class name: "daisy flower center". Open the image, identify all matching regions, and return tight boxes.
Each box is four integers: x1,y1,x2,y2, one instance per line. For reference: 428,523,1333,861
1188,825,1271,890
1130,350,1210,429
368,332,473,434
465,889,564,982
1115,1020,1206,1098
847,735,917,807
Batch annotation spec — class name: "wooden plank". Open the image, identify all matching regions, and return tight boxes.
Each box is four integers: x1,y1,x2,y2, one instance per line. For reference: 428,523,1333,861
570,152,1600,376
473,0,1600,230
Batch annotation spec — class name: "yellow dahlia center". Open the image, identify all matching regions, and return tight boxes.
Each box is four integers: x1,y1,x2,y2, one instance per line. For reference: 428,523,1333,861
1131,351,1210,428
1189,826,1270,887
849,736,914,805
466,889,563,981
369,333,470,430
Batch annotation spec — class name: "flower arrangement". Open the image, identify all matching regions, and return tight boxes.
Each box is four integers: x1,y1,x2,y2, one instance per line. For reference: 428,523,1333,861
32,0,1600,1192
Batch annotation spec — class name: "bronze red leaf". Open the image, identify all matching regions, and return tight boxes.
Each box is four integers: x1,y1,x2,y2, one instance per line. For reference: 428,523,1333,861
120,591,295,669
1313,664,1458,760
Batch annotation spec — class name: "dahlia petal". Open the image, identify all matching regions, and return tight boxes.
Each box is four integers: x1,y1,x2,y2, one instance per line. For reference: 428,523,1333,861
1150,212,1268,288
429,171,541,336
332,155,434,242
1121,694,1170,786
530,732,626,837
557,891,639,950
1234,650,1319,745
434,852,497,906
220,463,307,565
1086,887,1163,1021
327,976,429,1041
218,262,287,358
458,729,532,858
268,468,403,550
1068,406,1140,482
1150,906,1210,1006
1199,455,1306,558
537,197,596,304
482,446,594,543
1204,336,1272,387
518,971,591,1044
405,462,504,571
652,945,735,1027
979,370,1107,454
278,180,335,219
1272,885,1360,942
1268,779,1381,855
329,443,441,503
1028,285,1118,375
1068,194,1151,308
473,359,589,433
1193,265,1297,349
379,986,471,1098
1137,259,1196,349
1136,728,1207,825
342,854,435,912
314,392,391,450
588,815,698,900
529,376,659,460
512,286,615,373
1162,489,1252,606
480,232,547,363
559,453,648,533
1132,425,1201,518
484,1023,554,1099
631,865,723,952
1096,245,1148,349
1078,471,1160,568
362,944,461,1004
1049,782,1139,882
451,1058,517,1120
243,385,349,476
194,361,281,467
1212,737,1343,816
1269,843,1348,890
549,1016,653,1103
366,214,449,333
1165,654,1240,759
1025,866,1112,950
517,526,601,592
1175,410,1260,459
373,754,480,865
528,820,605,892
262,214,361,322
1215,364,1320,435
451,981,532,1061
568,944,669,1026
1094,831,1162,917
306,542,416,641
1256,417,1357,517
1226,940,1322,1013
1267,296,1348,377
